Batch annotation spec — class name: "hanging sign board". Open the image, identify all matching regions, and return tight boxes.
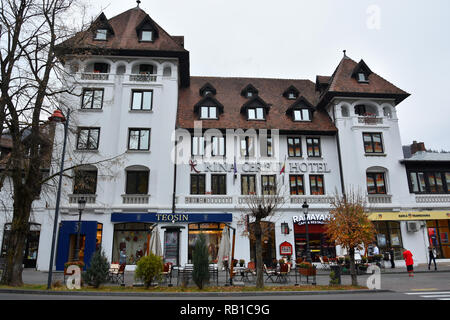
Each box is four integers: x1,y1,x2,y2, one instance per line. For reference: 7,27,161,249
280,241,293,256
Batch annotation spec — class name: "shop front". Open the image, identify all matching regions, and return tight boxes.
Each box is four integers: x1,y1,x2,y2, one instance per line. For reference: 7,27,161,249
1,223,41,268
292,213,336,262
111,212,233,266
55,221,102,270
369,211,450,260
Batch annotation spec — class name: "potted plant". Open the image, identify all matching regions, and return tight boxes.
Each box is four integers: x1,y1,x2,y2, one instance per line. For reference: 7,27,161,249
337,256,345,265
298,262,316,276
279,259,285,266
239,259,245,267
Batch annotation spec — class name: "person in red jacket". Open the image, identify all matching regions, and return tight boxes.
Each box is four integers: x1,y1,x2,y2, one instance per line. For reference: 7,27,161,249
402,248,414,277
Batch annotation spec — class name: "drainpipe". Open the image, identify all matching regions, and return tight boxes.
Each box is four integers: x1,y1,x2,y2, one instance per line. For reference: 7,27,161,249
333,104,346,195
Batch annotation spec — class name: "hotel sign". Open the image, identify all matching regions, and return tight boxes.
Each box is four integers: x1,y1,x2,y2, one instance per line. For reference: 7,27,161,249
190,161,331,174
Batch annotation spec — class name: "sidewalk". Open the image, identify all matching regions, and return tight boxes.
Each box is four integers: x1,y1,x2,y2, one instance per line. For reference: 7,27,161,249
17,261,450,288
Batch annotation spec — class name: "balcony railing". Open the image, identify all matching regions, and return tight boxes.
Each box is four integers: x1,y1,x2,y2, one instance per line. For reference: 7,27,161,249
68,194,97,204
368,194,392,204
122,194,150,204
128,73,157,82
185,195,233,204
357,116,383,125
415,194,450,203
290,196,334,204
80,73,109,81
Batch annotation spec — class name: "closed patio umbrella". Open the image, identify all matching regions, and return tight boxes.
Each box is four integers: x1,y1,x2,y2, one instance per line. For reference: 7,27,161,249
216,226,230,270
149,226,163,257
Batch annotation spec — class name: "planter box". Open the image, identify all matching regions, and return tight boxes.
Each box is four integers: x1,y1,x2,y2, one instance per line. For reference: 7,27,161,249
299,267,316,276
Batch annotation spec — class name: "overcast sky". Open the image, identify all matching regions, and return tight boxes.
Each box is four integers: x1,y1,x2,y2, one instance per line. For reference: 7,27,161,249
82,0,450,151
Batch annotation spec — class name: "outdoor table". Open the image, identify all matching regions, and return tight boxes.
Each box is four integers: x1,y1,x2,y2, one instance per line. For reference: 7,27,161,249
233,266,250,282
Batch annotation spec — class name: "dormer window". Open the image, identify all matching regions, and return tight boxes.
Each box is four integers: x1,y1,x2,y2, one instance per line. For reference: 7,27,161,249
248,107,265,120
140,30,153,42
95,29,108,41
199,83,217,97
241,84,259,98
200,106,217,119
283,85,300,100
293,109,311,121
358,73,369,83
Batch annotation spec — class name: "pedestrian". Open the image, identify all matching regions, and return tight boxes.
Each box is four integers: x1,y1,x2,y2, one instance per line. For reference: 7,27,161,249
428,245,437,271
389,247,395,268
373,243,379,256
402,248,414,277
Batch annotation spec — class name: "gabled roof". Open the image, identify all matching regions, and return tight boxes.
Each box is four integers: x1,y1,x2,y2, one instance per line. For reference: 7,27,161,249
199,82,217,96
286,96,315,114
240,96,271,114
56,7,190,86
317,55,410,108
351,59,372,78
194,96,224,114
91,12,115,35
240,84,259,97
282,85,300,99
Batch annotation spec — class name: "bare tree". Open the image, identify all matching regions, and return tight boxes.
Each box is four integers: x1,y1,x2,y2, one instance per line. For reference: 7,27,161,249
0,0,117,286
239,177,287,289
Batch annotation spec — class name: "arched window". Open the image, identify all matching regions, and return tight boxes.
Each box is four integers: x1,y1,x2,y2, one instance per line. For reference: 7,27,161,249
366,167,388,195
125,165,149,195
163,66,172,77
341,105,349,117
355,104,378,117
383,106,393,119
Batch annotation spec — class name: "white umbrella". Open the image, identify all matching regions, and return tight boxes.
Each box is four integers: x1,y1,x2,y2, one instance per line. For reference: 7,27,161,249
216,226,231,270
149,226,163,257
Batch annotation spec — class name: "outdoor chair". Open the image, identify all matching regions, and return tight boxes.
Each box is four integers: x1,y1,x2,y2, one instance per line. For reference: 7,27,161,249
319,256,331,270
162,262,173,286
247,261,256,280
276,263,290,283
108,263,119,282
177,264,194,286
115,263,126,285
209,264,219,286
264,264,277,283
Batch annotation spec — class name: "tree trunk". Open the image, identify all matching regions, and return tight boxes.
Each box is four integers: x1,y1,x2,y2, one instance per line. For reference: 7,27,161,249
349,247,358,286
254,219,264,289
1,189,33,286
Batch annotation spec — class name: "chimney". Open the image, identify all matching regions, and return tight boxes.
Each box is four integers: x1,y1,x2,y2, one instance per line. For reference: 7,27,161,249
410,141,426,155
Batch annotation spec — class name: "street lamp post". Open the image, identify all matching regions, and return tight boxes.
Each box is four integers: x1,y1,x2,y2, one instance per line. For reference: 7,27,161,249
302,201,311,263
47,109,70,290
74,198,86,261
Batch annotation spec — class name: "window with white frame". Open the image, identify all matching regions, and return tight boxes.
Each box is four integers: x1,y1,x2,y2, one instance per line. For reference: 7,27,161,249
293,109,311,121
200,106,217,119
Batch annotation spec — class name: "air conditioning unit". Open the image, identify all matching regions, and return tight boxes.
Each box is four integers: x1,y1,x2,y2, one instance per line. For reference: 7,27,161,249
407,221,419,232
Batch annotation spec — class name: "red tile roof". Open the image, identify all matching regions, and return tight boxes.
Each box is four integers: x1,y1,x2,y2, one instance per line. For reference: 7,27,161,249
318,56,410,107
177,76,337,134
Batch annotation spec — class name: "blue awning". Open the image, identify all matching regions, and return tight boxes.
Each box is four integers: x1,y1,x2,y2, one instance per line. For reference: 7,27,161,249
111,212,233,224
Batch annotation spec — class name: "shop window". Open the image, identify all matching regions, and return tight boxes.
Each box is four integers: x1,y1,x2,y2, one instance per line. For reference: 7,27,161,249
1,223,41,268
306,137,321,157
287,137,302,157
309,175,324,195
249,222,276,266
373,221,403,260
188,223,225,263
427,220,450,259
289,175,304,195
241,175,256,195
294,223,336,262
112,223,153,265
